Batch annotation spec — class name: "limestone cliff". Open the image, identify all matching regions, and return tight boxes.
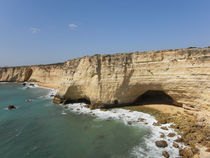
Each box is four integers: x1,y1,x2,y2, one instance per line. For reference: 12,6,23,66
0,48,210,110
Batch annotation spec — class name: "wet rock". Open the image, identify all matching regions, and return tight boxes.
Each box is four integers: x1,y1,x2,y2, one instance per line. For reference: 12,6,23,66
50,94,55,97
106,118,111,121
161,126,168,130
84,104,89,108
173,142,179,148
167,133,176,137
64,105,68,109
138,118,145,122
127,121,132,125
159,119,168,124
153,122,161,126
8,104,16,110
160,133,165,138
22,83,26,86
29,83,35,86
175,137,184,142
89,104,95,110
162,151,169,158
155,140,168,148
179,148,193,158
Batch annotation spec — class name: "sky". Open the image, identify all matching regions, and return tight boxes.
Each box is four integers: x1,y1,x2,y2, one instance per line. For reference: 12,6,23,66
0,0,210,66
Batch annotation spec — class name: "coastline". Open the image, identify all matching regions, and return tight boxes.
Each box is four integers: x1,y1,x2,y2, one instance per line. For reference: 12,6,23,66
1,82,209,157
122,104,210,158
64,102,185,157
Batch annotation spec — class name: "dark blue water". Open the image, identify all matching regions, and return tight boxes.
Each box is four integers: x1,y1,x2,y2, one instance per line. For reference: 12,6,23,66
0,83,150,158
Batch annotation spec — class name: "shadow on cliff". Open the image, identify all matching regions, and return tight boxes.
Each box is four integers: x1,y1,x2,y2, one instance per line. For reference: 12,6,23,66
24,68,33,81
103,90,182,109
133,90,179,106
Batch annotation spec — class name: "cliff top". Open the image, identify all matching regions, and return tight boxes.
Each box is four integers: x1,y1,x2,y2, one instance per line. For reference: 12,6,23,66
1,46,210,68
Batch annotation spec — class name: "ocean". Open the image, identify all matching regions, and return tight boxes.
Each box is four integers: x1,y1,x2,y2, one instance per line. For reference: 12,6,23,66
0,83,181,158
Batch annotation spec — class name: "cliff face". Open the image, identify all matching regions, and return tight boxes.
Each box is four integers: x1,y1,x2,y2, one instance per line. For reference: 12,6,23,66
0,48,210,110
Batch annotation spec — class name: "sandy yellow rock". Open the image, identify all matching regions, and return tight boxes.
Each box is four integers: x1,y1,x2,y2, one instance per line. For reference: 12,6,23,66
0,48,209,110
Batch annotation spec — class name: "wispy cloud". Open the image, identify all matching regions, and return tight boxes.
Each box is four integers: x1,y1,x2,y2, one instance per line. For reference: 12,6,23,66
30,27,40,34
68,24,78,30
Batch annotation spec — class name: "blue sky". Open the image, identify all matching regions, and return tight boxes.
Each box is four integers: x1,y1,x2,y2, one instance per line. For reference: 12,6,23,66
0,0,210,66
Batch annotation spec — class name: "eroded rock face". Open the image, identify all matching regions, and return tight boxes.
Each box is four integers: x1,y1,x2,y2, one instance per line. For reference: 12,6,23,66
0,48,210,109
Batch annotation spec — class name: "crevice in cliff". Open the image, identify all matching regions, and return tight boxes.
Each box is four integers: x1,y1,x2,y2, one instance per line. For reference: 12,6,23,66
24,68,33,81
96,55,102,99
115,55,134,92
133,90,179,106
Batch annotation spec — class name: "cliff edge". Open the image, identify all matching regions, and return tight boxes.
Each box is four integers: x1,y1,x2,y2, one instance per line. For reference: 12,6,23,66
0,47,210,110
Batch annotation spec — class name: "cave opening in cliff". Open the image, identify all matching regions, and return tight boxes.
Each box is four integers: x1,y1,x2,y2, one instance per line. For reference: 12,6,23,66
64,98,91,104
134,90,176,106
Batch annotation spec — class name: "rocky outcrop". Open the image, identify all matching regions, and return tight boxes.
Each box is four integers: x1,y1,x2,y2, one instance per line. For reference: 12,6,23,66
0,48,210,110
8,104,16,110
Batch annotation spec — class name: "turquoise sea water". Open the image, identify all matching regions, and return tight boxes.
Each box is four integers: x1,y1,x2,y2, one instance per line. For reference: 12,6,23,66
0,83,151,158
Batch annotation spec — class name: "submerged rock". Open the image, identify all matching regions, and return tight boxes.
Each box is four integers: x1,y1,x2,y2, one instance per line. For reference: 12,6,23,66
8,105,16,110
64,105,68,109
127,121,132,125
25,99,32,102
155,140,168,148
138,117,145,122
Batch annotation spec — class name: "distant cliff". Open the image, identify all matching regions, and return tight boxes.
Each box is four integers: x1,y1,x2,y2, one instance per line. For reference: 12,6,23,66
0,48,210,110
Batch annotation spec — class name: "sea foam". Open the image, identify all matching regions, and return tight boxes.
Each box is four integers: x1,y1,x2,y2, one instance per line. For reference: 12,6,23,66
64,103,185,158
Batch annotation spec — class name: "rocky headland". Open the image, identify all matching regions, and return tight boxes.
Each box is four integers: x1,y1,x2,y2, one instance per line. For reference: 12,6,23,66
0,47,210,157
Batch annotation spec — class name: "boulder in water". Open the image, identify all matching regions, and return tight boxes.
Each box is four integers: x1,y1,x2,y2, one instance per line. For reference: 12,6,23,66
162,151,169,158
29,83,35,86
22,83,27,86
155,140,168,148
8,105,16,110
